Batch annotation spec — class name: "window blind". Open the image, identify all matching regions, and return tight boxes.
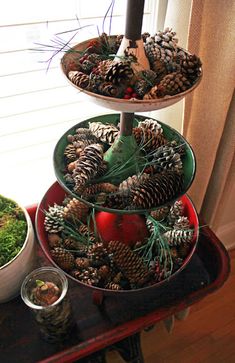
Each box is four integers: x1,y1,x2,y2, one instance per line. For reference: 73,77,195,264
0,0,161,206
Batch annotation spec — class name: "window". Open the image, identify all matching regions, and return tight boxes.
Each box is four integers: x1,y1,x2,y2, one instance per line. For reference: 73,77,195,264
0,0,165,205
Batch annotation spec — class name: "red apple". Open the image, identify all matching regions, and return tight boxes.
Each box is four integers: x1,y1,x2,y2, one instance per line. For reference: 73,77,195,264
94,212,149,247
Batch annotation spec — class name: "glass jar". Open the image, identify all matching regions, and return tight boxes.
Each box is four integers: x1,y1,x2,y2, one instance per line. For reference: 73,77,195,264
21,266,75,343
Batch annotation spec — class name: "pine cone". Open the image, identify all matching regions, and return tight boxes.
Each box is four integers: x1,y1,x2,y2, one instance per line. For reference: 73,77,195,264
72,143,104,192
119,173,150,195
78,224,96,243
67,128,97,143
142,32,151,42
130,172,184,209
108,241,150,286
64,144,77,163
104,192,129,210
44,204,64,233
82,183,118,199
150,206,170,221
87,242,109,267
92,59,113,78
105,61,133,85
157,72,191,97
71,267,100,286
138,118,163,134
105,282,121,290
81,59,96,74
98,82,121,97
132,127,167,152
75,257,90,269
63,198,89,223
89,121,119,144
163,228,193,246
150,145,183,174
143,85,159,100
68,71,90,89
179,52,202,83
133,70,157,98
174,216,190,230
47,233,62,249
50,247,75,271
62,237,87,252
168,200,184,225
154,28,178,51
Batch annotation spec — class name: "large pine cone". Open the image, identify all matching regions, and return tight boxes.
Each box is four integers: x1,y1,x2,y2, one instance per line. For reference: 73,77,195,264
163,228,194,246
105,61,133,85
68,71,90,89
63,198,89,223
132,127,167,153
119,173,150,195
82,183,118,199
89,121,119,144
130,171,184,209
72,143,104,192
50,247,75,271
108,241,150,286
157,72,191,97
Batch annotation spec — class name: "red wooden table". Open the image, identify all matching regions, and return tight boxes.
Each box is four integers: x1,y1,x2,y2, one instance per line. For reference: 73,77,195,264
0,205,230,363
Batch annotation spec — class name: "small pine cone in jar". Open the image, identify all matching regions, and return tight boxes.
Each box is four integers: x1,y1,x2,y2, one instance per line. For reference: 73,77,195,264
105,61,133,85
63,198,89,223
89,121,119,145
68,71,90,90
130,171,184,209
157,72,191,97
108,241,150,286
72,143,104,192
132,127,167,153
50,247,75,271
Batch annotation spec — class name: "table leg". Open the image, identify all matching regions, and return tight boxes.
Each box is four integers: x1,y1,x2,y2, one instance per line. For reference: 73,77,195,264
112,332,145,363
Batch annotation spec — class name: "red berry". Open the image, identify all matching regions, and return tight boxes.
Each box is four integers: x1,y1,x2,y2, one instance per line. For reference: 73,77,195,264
125,87,133,94
124,94,131,99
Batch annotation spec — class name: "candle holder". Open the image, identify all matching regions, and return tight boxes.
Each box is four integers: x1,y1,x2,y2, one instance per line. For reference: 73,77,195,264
21,266,75,343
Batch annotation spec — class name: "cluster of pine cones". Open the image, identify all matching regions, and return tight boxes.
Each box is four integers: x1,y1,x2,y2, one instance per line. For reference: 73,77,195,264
63,29,202,100
63,117,185,210
44,198,195,290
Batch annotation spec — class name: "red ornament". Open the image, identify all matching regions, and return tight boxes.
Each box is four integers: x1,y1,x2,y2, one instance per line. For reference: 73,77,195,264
94,212,149,247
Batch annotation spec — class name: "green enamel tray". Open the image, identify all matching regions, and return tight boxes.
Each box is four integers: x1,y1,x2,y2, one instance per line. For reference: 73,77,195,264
53,114,196,214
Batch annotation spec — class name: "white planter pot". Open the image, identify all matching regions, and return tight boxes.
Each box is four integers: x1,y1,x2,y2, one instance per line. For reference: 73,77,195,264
0,206,35,303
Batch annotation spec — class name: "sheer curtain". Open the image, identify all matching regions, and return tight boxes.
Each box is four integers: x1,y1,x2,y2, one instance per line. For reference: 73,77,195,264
182,0,235,247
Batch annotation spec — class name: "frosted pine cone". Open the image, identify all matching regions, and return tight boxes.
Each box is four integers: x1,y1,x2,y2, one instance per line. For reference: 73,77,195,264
163,228,193,246
154,28,178,51
174,216,190,230
151,145,183,174
44,204,64,233
108,241,150,286
138,118,163,134
89,121,119,144
179,52,202,83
